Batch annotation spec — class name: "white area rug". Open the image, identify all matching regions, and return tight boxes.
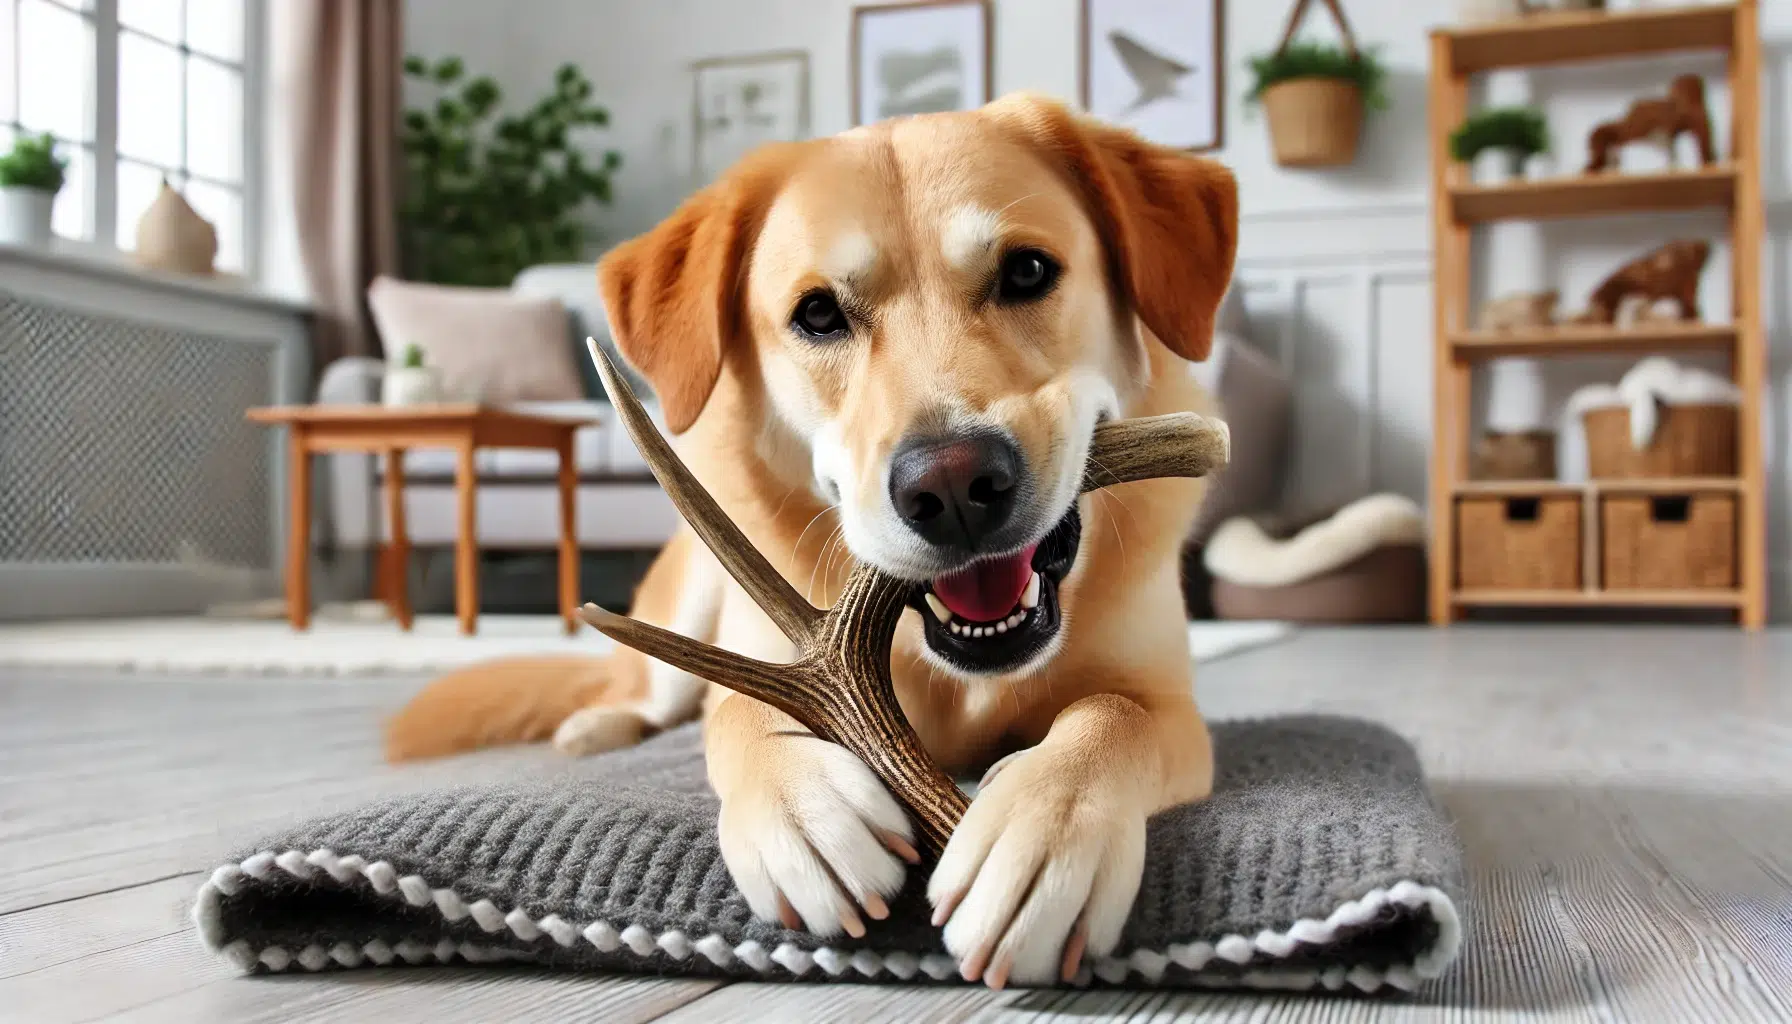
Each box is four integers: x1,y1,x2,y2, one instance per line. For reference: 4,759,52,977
0,615,1293,676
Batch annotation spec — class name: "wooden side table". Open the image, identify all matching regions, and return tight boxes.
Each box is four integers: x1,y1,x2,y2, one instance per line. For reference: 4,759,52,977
246,404,594,635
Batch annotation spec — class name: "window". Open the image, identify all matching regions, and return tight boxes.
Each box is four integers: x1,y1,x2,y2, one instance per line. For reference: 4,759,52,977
1,0,258,274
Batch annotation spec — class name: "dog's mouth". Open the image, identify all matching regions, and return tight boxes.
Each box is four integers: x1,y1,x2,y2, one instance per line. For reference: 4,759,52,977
905,507,1082,675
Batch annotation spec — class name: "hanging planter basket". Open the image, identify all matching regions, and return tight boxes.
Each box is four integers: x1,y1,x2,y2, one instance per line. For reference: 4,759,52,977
1263,78,1364,167
1251,0,1381,169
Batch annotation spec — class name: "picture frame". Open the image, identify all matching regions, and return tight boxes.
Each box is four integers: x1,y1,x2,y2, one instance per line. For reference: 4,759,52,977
851,0,992,127
1081,0,1224,151
692,50,811,183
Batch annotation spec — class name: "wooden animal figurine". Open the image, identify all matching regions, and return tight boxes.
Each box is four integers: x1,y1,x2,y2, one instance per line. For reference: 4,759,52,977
1477,289,1559,331
1584,75,1714,173
575,339,1230,857
1578,240,1709,326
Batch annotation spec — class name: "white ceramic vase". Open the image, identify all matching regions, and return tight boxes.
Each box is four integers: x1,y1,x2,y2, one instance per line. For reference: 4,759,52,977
0,185,56,246
1523,152,1556,181
382,365,443,408
1471,149,1524,185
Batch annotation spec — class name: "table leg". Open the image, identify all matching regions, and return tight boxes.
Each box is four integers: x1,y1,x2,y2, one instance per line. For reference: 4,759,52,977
455,440,480,636
384,448,414,631
285,428,311,631
558,433,579,635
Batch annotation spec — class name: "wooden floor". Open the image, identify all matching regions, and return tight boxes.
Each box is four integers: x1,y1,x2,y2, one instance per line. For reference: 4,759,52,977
2,627,1789,1023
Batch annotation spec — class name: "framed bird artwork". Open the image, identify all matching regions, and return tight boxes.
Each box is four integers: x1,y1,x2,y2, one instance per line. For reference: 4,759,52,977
1081,0,1224,151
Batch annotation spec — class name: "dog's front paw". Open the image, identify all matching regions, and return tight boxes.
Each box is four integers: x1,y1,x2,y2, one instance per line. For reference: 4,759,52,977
928,745,1146,989
717,734,920,938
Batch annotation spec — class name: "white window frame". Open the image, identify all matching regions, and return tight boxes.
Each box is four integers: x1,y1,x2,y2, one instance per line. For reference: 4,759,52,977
4,0,263,279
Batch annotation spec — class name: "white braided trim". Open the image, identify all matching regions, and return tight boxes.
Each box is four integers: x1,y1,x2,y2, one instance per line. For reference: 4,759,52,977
192,848,1462,991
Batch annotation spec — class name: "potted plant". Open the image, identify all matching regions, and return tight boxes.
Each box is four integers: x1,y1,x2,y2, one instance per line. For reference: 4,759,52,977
1246,0,1389,168
1450,106,1551,183
383,344,443,408
0,133,68,247
400,56,622,287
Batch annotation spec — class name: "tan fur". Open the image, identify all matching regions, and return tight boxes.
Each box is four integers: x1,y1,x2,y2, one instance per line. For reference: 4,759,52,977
386,93,1237,987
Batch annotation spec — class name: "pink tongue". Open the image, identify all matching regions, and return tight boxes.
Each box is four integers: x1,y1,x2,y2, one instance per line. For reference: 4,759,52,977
931,545,1037,623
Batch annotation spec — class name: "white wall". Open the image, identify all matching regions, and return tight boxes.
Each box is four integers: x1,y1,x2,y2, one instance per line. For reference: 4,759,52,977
405,0,1791,614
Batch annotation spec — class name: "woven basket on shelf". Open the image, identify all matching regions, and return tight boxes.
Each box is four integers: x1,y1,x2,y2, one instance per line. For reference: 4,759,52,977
1456,495,1580,591
1601,493,1736,590
1582,403,1736,479
1471,429,1557,481
1259,0,1366,168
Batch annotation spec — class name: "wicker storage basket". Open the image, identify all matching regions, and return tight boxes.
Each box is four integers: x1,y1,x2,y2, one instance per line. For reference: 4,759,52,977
1582,403,1736,479
1456,495,1580,590
1601,493,1736,590
1472,430,1557,481
1263,78,1365,168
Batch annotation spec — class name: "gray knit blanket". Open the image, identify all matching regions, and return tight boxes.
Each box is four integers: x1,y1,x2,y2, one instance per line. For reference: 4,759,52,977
193,716,1464,993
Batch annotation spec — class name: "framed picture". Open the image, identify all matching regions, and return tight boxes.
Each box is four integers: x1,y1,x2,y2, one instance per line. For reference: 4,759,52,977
852,0,991,127
692,51,811,182
1081,0,1224,151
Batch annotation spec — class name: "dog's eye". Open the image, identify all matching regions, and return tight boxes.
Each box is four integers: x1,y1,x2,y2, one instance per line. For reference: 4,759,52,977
996,249,1059,303
791,292,849,340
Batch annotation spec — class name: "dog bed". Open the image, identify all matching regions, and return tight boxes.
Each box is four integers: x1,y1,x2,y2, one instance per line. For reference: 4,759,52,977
1205,495,1428,623
192,716,1463,993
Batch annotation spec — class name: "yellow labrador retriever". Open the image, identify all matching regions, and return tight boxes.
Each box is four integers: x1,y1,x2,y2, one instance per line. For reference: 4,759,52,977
386,92,1238,989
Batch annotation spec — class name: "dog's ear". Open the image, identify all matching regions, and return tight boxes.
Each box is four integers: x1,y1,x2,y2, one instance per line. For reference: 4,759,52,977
597,145,804,433
988,94,1238,362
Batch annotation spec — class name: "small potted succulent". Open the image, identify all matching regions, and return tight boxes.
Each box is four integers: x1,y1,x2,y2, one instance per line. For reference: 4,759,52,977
1450,106,1551,184
382,343,443,407
0,133,68,247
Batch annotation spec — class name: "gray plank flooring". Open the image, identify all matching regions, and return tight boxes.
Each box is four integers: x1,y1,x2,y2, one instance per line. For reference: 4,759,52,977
1,626,1788,1022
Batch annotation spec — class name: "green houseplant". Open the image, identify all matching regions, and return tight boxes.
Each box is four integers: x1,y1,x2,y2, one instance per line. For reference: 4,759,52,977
1246,0,1389,169
0,133,69,246
1450,106,1550,181
399,56,621,287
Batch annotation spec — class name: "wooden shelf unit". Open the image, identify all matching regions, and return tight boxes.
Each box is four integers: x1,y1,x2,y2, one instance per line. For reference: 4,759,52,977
1427,2,1765,628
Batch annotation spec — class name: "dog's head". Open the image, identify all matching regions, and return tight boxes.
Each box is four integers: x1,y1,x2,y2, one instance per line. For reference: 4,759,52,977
599,94,1236,677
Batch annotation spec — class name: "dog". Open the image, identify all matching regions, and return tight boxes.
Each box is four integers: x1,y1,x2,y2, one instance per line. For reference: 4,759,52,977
385,92,1238,989
1584,75,1713,173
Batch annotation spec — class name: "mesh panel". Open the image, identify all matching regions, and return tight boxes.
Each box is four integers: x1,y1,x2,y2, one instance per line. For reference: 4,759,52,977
0,292,275,569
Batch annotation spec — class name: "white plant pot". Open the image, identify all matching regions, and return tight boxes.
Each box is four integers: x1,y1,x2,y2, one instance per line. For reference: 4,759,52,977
0,185,56,247
382,366,443,408
1523,152,1556,181
1471,149,1524,185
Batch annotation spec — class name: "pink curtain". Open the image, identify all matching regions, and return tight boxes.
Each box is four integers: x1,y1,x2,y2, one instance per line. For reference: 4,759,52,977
281,0,404,365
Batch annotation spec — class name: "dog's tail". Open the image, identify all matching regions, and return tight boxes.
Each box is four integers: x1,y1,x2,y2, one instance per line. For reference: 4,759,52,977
384,655,625,762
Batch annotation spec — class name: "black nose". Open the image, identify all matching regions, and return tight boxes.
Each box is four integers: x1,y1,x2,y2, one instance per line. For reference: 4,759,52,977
888,433,1022,550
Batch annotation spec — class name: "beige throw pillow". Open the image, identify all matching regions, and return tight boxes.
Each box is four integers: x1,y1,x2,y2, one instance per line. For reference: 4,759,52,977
367,276,582,403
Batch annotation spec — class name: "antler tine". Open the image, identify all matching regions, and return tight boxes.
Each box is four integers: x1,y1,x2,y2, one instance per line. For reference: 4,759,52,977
1080,413,1231,493
586,338,823,644
578,603,805,715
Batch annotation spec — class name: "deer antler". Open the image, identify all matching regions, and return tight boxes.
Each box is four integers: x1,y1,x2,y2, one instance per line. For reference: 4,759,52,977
579,338,1229,856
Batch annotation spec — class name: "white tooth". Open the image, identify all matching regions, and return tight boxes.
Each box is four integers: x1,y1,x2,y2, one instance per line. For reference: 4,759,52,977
949,622,963,636
1006,613,1023,628
923,592,952,624
995,621,1008,634
1020,573,1041,610
975,626,990,638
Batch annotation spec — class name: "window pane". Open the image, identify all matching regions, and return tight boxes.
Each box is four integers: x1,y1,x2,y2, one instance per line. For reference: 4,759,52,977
1,2,16,122
117,0,179,43
115,157,181,250
185,58,241,182
182,178,239,271
51,142,90,240
185,0,242,63
118,31,181,167
18,0,93,142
